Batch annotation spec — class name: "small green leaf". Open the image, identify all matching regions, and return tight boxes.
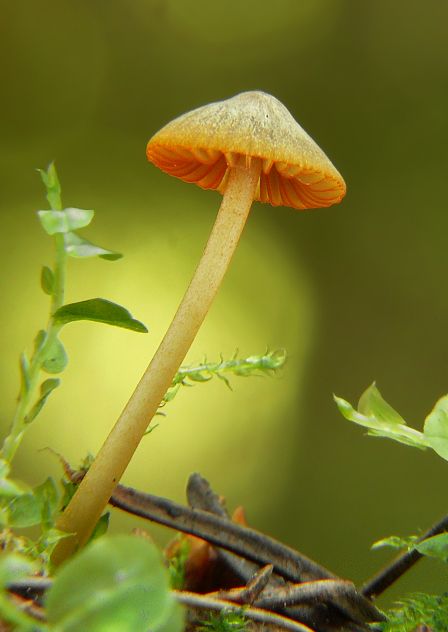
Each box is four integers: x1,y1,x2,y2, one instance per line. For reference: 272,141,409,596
6,493,41,528
34,329,47,353
42,337,69,374
216,372,232,389
423,394,448,461
40,527,72,551
86,512,110,545
19,352,30,396
27,378,60,424
46,534,184,632
41,266,55,295
63,231,123,260
1,477,59,529
358,383,406,425
0,552,38,587
414,533,448,561
53,299,148,333
33,477,59,526
37,208,94,235
38,162,62,211
188,372,212,383
372,535,417,550
334,386,428,450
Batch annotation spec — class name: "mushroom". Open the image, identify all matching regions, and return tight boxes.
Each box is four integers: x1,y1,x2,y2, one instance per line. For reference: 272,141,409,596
53,91,346,561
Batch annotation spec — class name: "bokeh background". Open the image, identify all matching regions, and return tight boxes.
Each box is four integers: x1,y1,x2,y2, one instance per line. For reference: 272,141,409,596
1,0,448,607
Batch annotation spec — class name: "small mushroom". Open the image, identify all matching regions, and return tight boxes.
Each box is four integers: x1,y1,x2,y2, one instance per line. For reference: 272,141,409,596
53,91,346,560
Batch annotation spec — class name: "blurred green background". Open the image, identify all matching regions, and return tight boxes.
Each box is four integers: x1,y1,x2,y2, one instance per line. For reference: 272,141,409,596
1,0,448,607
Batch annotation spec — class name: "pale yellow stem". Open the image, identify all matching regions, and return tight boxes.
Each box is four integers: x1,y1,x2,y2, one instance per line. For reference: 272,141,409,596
52,158,262,564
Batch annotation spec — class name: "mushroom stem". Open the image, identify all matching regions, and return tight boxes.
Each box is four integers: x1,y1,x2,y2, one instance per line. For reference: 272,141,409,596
52,158,262,564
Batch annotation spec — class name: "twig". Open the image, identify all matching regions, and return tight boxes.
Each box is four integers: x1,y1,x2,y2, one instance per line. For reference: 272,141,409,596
109,481,385,626
213,565,274,604
4,580,314,632
360,512,448,599
174,590,316,632
214,578,356,610
110,482,336,585
254,579,358,610
185,473,381,629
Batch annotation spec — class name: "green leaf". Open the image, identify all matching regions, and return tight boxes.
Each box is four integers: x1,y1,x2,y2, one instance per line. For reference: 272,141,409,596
63,231,123,260
0,553,38,588
34,477,60,527
1,477,59,529
53,299,148,333
86,512,110,545
358,383,406,425
423,394,448,461
46,534,184,632
334,385,428,450
188,372,212,383
42,337,69,374
19,352,30,397
38,208,94,235
39,527,72,552
27,378,60,424
34,329,47,353
372,535,418,551
38,162,62,211
41,266,55,296
414,533,448,561
5,493,41,528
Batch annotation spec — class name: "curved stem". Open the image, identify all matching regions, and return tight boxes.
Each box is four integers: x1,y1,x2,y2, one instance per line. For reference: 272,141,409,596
53,158,262,563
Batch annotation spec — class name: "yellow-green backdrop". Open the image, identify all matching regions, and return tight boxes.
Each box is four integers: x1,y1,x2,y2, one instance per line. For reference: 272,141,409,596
1,0,448,607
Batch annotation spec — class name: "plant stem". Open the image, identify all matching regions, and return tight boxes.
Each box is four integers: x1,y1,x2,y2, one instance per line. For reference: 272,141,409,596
0,234,67,464
52,159,262,563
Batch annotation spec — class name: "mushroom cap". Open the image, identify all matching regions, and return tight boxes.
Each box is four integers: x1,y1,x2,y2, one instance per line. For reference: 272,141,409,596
146,91,346,210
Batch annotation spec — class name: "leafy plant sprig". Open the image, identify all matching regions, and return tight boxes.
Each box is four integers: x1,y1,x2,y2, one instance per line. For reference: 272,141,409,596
0,163,147,525
372,530,448,564
334,382,448,460
160,348,286,408
335,382,448,627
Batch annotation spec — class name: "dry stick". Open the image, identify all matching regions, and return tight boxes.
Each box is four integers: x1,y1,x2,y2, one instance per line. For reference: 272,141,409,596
216,578,355,609
109,482,385,626
175,590,316,632
52,161,262,565
212,565,274,605
255,579,357,611
110,483,338,583
185,473,378,630
360,512,448,599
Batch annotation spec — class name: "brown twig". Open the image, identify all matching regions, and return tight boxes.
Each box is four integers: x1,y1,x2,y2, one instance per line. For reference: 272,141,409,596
109,481,385,627
109,482,336,585
185,474,382,631
175,590,316,632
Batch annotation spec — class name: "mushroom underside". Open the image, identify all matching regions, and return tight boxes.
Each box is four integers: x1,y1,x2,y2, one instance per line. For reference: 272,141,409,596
146,146,345,210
